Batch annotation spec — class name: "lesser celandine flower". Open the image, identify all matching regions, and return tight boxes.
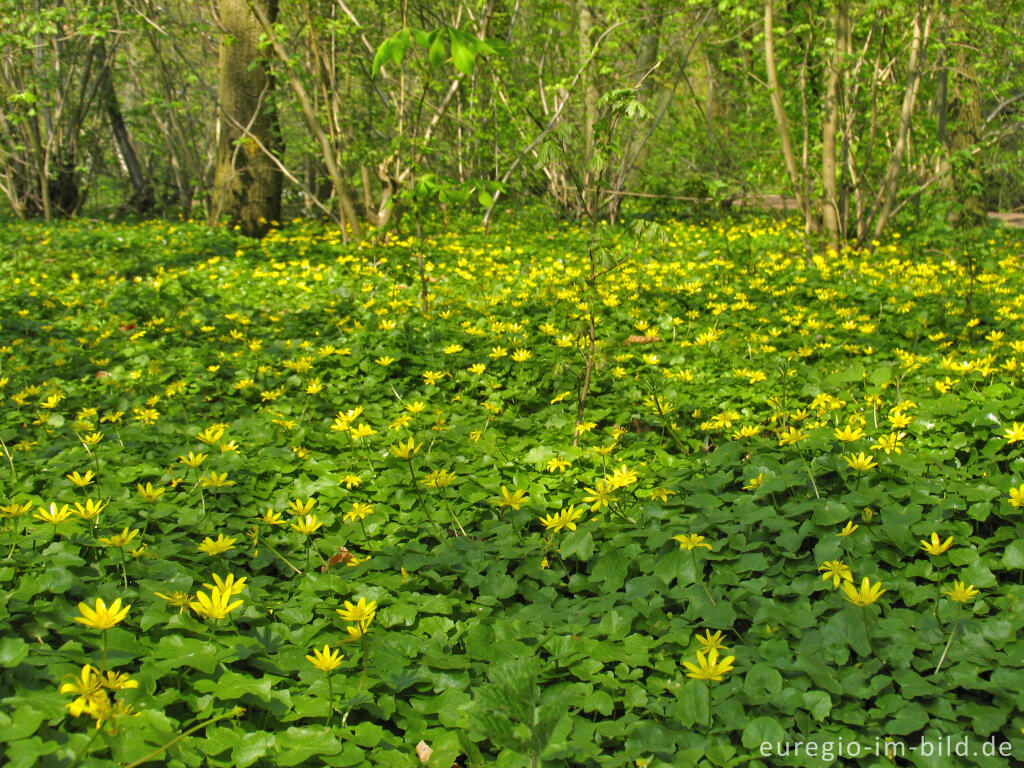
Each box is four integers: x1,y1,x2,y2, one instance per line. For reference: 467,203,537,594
1002,422,1024,444
287,498,315,516
340,474,362,489
683,647,735,681
539,505,584,534
73,499,107,520
198,534,236,555
493,485,529,510
920,533,954,556
337,597,377,626
190,585,243,620
844,452,877,471
841,577,886,607
291,514,323,535
98,527,139,549
581,480,615,511
1008,484,1024,508
345,503,374,522
67,470,95,487
837,521,859,537
673,534,713,551
204,572,247,596
696,630,728,653
818,560,854,588
743,473,765,491
34,503,74,525
306,644,343,673
390,437,421,459
942,580,979,603
136,482,164,502
75,598,130,630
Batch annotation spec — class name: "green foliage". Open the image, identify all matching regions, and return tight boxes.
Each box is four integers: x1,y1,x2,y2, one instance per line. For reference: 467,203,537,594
1,214,1024,766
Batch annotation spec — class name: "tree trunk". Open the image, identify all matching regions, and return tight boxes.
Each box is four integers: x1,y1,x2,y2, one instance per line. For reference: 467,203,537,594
97,41,153,214
764,0,810,232
946,4,984,226
211,0,283,238
821,0,848,244
577,1,598,220
870,7,931,240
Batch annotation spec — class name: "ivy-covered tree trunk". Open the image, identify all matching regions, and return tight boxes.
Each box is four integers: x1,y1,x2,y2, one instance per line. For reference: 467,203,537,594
211,0,282,238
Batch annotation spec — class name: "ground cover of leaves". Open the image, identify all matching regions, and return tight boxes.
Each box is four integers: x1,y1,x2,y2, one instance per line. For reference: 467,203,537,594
1,215,1024,768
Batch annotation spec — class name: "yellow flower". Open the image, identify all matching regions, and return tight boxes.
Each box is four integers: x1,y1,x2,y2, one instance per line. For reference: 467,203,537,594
841,577,886,606
673,534,713,551
442,344,463,355
1009,484,1024,508
817,560,854,588
337,597,377,625
844,452,877,471
198,534,237,555
179,452,208,468
200,471,235,488
98,527,140,549
154,590,193,608
33,503,74,525
607,464,639,489
545,457,571,473
375,355,396,366
0,501,32,519
203,573,247,596
74,598,130,630
467,363,486,375
870,431,906,455
837,521,859,537
511,349,532,362
344,502,374,521
260,509,286,526
489,347,507,359
695,630,729,653
291,514,323,535
349,423,378,440
538,505,585,534
66,470,96,487
743,473,765,491
190,586,243,620
389,437,421,460
136,482,165,502
195,425,226,445
649,488,675,502
920,532,953,556
581,480,615,511
682,647,735,681
72,499,108,520
423,370,446,385
778,426,806,446
942,580,980,603
340,474,362,489
493,485,529,510
550,391,572,405
306,644,344,672
287,498,316,516
833,425,864,442
1002,422,1024,444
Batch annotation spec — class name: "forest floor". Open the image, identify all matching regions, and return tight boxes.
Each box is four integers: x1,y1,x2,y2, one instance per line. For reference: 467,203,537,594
2,215,1024,767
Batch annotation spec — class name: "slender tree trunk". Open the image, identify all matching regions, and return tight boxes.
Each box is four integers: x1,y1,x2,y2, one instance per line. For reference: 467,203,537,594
577,1,598,220
870,6,931,240
97,41,152,213
821,0,848,244
211,0,283,238
946,3,984,226
764,0,809,230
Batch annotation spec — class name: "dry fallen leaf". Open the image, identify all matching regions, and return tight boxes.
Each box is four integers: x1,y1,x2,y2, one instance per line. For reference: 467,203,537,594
416,740,433,764
625,334,661,344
